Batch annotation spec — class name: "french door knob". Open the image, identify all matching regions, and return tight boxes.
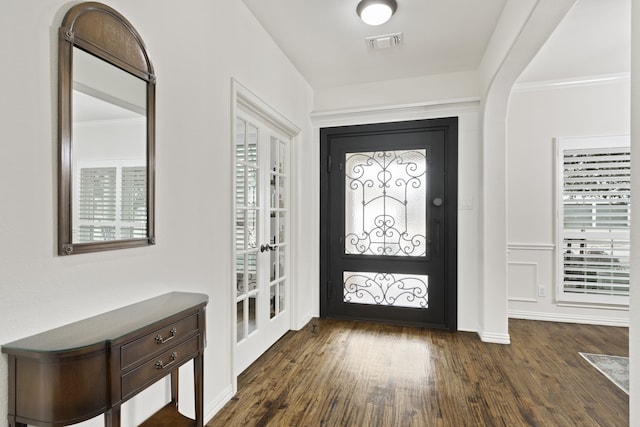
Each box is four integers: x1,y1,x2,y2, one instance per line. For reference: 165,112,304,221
260,244,278,252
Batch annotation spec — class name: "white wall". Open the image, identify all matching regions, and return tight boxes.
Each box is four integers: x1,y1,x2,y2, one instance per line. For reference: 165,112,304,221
0,1,313,426
313,71,480,113
506,78,630,325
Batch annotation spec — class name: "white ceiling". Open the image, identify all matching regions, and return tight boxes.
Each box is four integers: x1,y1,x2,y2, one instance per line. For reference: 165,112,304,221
518,0,630,83
74,90,143,123
242,0,507,89
242,0,630,90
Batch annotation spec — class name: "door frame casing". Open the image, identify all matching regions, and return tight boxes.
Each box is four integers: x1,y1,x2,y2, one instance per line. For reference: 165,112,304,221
319,118,458,330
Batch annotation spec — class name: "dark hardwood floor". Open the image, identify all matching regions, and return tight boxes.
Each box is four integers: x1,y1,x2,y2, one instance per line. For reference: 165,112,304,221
208,318,629,427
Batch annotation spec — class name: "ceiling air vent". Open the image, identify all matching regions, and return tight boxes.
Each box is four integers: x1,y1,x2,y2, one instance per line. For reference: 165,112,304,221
365,32,402,50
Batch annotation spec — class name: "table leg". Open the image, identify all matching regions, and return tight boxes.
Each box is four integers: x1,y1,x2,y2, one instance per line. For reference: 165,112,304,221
8,417,26,427
194,352,204,427
171,368,179,408
104,404,121,427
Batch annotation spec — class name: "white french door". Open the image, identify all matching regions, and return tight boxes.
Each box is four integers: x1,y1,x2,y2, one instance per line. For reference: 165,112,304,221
234,109,290,374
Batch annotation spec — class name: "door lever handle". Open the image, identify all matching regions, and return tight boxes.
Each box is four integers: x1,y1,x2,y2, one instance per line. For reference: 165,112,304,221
260,244,278,252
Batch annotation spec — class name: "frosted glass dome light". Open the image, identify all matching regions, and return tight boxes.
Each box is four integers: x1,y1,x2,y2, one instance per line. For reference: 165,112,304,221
357,0,397,26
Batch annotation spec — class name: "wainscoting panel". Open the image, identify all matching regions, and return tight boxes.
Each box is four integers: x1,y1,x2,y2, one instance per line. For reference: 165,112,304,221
507,262,538,302
507,242,629,326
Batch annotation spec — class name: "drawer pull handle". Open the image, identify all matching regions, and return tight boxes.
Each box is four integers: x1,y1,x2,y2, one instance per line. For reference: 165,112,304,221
155,328,177,344
155,352,178,370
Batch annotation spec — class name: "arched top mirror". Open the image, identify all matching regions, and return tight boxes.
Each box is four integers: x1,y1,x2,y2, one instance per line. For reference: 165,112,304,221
58,2,155,255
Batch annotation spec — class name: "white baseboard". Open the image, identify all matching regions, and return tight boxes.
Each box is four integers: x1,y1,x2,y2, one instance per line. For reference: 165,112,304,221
292,313,315,331
477,330,511,344
204,384,234,425
509,310,629,327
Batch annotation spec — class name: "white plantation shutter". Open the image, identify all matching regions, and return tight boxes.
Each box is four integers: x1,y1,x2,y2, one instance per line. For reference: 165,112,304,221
557,137,630,304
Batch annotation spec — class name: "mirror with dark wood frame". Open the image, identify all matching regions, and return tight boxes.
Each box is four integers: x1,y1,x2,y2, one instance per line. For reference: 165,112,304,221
58,2,155,255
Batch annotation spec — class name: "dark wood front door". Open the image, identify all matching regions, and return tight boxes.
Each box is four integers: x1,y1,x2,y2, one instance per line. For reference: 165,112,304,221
320,118,458,330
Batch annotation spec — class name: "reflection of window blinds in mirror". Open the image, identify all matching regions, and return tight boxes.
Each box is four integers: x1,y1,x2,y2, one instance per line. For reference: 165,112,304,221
78,167,117,242
79,167,117,221
121,166,147,239
77,165,146,242
559,140,630,301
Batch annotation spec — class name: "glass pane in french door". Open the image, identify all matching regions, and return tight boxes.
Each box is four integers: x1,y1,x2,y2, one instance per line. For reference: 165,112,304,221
268,136,288,320
235,117,259,342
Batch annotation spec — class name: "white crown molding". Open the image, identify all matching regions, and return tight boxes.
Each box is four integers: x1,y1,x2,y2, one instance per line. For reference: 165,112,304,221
310,98,480,128
512,72,630,93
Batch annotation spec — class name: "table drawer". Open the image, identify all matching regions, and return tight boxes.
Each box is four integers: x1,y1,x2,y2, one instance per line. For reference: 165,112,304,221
121,335,199,400
121,313,198,370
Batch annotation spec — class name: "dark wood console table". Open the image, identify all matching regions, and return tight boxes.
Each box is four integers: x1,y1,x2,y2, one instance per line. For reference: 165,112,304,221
2,292,208,427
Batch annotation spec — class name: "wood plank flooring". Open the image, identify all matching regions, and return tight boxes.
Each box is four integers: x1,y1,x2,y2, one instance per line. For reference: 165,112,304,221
207,318,629,427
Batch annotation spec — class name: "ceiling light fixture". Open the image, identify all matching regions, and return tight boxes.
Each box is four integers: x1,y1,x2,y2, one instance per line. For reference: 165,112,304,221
356,0,397,26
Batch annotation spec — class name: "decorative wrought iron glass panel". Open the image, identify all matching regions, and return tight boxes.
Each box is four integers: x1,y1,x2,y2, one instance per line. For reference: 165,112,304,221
345,150,427,256
343,271,428,308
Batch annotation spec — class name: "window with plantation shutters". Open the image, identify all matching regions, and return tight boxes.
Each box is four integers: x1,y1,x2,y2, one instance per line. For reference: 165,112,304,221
557,136,630,305
75,163,147,242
